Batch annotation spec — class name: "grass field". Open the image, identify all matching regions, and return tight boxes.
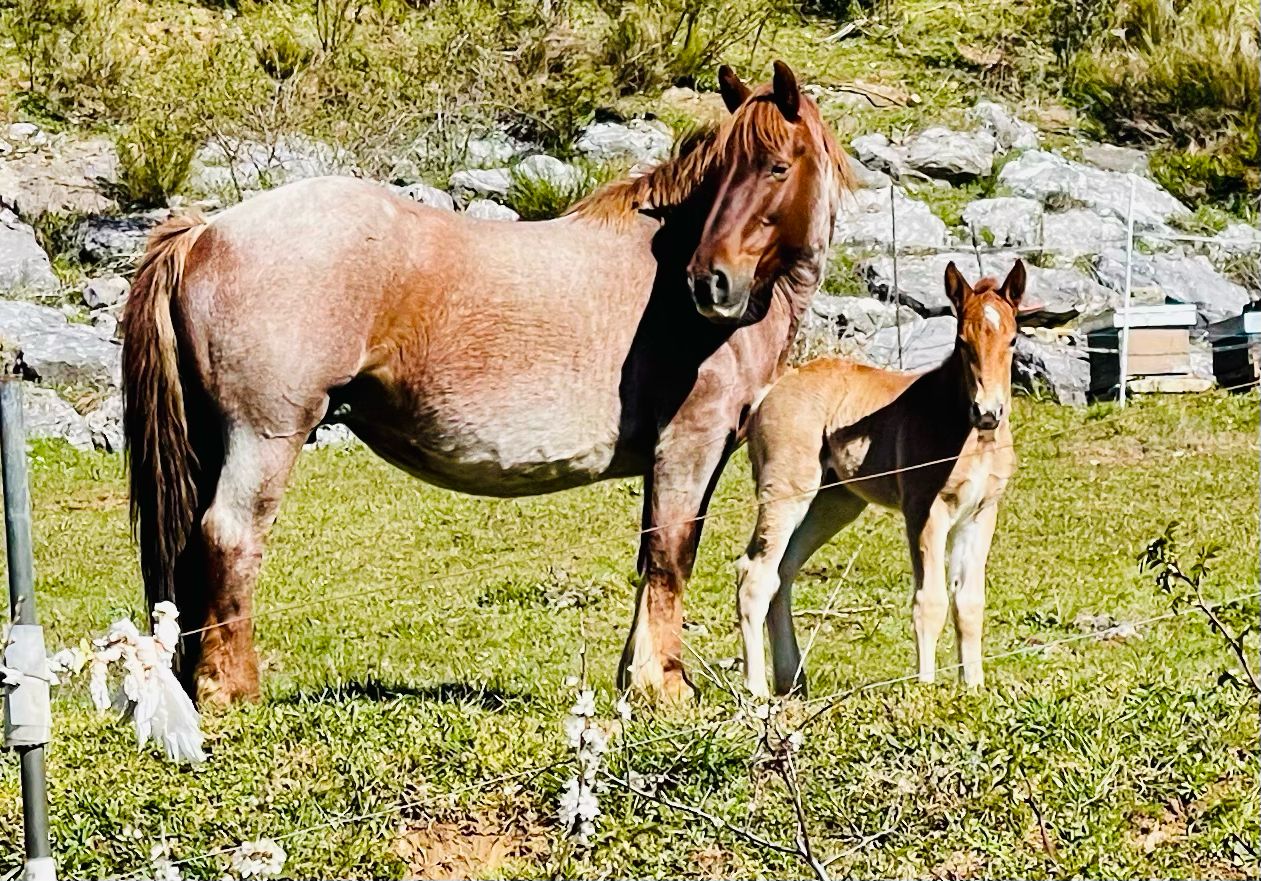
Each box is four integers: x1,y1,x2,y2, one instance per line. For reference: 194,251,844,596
0,392,1258,879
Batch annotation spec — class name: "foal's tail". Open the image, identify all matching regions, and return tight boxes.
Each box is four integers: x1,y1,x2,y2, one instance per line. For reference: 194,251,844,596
122,214,210,615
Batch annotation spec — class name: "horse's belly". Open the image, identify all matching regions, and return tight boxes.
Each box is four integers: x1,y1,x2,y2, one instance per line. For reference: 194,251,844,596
349,402,641,497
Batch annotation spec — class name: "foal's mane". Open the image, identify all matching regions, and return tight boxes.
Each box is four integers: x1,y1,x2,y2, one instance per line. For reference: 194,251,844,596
571,90,852,227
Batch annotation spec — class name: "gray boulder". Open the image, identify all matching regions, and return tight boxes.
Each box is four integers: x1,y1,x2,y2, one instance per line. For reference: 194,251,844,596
0,208,58,294
0,299,121,387
1095,248,1250,323
464,199,519,222
841,314,957,372
515,154,581,189
859,250,1111,326
1078,143,1149,175
998,150,1189,230
851,133,912,179
575,120,672,165
1039,209,1128,258
969,101,1039,152
395,183,455,212
190,136,350,195
462,132,531,168
448,168,512,201
82,275,129,309
74,213,164,266
962,197,1042,247
834,187,949,251
306,423,358,448
91,311,120,339
809,294,920,336
7,123,41,143
23,386,91,450
1013,334,1089,406
85,393,123,452
904,126,996,181
0,134,118,218
844,152,892,189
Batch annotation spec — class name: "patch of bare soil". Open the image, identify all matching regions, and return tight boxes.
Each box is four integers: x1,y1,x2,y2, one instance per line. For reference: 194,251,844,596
395,806,551,880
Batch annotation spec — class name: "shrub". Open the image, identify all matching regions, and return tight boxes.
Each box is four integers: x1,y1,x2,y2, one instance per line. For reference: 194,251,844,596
1068,0,1259,206
506,161,617,221
114,114,200,208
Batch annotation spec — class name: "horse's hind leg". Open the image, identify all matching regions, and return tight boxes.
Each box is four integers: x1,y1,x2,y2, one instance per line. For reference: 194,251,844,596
194,425,306,704
765,487,867,697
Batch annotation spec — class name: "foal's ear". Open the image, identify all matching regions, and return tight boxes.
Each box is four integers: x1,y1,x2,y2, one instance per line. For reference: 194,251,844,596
1001,259,1027,306
944,261,971,315
718,65,751,113
771,60,800,121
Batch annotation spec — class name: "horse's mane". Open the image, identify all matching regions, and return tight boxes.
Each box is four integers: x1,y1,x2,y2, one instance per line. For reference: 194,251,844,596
971,277,1001,294
570,90,853,227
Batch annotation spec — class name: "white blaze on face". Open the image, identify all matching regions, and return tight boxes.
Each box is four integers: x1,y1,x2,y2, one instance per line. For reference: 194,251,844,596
983,304,1001,329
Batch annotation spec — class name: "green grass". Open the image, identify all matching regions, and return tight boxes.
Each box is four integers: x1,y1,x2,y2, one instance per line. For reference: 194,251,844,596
0,393,1258,879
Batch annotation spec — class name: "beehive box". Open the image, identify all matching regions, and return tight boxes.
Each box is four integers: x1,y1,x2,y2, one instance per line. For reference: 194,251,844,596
1083,303,1198,399
1208,311,1261,389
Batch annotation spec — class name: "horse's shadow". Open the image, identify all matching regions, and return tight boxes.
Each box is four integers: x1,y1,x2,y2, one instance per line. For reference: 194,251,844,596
275,678,533,710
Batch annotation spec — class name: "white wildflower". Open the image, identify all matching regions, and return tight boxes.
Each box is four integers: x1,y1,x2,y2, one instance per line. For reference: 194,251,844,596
753,702,771,720
614,693,632,722
580,726,608,758
563,713,586,748
570,689,596,718
45,646,86,685
229,838,287,879
563,675,580,688
150,844,182,881
787,730,804,752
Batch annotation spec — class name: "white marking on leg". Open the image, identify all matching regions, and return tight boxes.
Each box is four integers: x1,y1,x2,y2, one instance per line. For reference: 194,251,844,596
738,554,779,699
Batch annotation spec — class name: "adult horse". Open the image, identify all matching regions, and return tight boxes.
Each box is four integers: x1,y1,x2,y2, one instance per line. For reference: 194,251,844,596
123,61,853,704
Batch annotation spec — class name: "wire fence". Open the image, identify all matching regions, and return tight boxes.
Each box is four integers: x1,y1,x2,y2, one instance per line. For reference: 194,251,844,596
10,179,1261,877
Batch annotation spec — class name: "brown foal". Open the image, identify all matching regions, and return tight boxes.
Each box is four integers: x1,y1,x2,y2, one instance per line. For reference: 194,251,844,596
737,261,1025,698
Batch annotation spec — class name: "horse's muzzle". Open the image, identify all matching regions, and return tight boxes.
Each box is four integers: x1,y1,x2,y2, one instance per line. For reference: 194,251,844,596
689,268,749,323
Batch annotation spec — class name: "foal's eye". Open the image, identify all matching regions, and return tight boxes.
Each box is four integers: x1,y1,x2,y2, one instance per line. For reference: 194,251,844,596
770,162,790,180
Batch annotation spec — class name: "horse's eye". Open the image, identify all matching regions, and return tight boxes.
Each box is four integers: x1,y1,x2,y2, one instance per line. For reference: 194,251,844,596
770,162,790,180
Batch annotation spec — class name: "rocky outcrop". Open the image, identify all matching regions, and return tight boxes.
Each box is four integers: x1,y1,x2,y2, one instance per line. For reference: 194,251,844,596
0,299,120,387
575,120,672,165
0,208,59,294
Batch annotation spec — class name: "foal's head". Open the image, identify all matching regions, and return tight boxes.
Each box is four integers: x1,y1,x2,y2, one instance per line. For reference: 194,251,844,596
944,260,1025,432
686,61,846,323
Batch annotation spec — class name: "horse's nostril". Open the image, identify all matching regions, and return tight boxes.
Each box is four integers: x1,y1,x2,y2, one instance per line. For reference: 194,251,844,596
712,268,731,299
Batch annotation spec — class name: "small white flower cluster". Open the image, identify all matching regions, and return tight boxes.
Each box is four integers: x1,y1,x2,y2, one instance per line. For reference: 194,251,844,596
558,688,609,847
89,601,206,764
46,646,87,684
228,838,287,879
150,843,183,881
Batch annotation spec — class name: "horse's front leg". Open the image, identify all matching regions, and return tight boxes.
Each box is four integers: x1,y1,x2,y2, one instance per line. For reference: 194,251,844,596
618,429,734,701
950,502,998,687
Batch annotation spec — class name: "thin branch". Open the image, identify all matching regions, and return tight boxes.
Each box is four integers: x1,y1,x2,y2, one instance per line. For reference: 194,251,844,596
602,770,806,862
779,751,830,881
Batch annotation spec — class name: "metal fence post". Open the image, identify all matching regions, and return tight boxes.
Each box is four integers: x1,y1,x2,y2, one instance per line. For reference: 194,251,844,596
1118,177,1137,407
1,378,55,881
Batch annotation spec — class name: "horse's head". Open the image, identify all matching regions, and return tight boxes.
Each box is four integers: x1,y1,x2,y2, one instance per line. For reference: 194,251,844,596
686,61,843,324
944,260,1025,433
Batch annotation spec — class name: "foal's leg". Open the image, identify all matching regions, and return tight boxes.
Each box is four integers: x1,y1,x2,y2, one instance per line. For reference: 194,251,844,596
194,425,306,704
766,487,867,697
907,500,952,683
949,503,998,687
619,434,732,700
737,486,817,699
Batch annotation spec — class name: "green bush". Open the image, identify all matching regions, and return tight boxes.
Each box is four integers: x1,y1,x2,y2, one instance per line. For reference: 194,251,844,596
114,115,200,208
1068,0,1258,206
506,161,617,221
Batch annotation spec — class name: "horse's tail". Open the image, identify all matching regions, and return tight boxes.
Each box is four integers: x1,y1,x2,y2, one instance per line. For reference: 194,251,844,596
122,213,210,616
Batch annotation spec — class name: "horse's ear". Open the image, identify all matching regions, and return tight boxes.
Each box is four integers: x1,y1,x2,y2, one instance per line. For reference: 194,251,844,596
771,60,800,121
944,261,970,315
1001,259,1027,306
718,65,751,113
